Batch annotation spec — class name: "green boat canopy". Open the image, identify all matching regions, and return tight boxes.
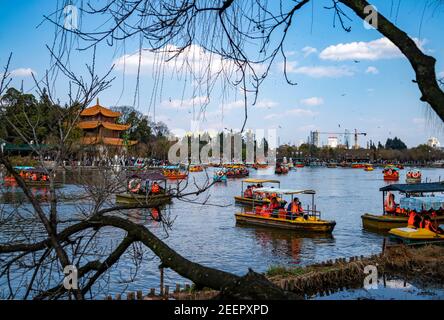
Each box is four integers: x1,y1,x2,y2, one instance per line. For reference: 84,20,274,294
380,182,444,194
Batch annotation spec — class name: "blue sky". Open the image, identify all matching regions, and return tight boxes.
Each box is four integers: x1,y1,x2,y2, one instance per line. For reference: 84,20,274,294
1,0,444,148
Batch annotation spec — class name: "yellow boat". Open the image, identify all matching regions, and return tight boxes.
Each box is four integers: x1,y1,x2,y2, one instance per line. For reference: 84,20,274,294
235,187,336,234
389,227,444,244
362,182,444,232
234,179,281,205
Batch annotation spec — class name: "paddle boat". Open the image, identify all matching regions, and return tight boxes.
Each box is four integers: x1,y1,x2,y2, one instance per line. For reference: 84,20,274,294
213,169,227,183
225,165,249,178
351,162,366,169
361,182,444,232
275,163,289,174
364,164,374,171
326,163,337,168
294,162,305,168
162,166,188,180
406,169,422,184
116,172,172,205
252,163,268,170
190,165,204,172
235,187,336,233
234,179,282,206
383,166,399,181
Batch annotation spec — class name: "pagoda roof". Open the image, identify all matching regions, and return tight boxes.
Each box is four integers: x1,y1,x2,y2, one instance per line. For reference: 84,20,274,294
81,136,138,146
80,103,121,118
78,120,130,131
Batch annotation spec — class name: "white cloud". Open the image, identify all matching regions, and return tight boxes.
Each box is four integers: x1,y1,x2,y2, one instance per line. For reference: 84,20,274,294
412,117,425,125
264,113,280,120
286,108,318,116
9,68,36,77
365,66,379,74
319,37,425,61
287,65,354,78
161,96,209,109
300,97,324,106
255,99,278,109
302,46,317,57
113,44,265,77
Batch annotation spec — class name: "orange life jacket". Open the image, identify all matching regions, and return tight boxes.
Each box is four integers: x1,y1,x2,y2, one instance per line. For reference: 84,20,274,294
424,220,433,232
407,212,416,226
151,184,160,193
291,203,301,214
32,174,38,181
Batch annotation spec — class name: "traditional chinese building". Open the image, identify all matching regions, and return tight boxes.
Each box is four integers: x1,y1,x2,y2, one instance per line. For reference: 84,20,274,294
78,99,137,147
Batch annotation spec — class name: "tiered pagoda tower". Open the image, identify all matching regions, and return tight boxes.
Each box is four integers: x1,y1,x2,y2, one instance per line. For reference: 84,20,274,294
78,99,137,147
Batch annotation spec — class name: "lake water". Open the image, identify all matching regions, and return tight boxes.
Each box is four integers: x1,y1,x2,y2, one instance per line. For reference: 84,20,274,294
2,166,444,299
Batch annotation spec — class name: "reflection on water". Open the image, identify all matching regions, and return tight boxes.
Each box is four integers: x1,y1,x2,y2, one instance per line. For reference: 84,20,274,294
2,166,444,298
316,279,444,300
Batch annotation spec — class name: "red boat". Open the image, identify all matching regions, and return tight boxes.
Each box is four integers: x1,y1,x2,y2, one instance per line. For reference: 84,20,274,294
383,167,399,181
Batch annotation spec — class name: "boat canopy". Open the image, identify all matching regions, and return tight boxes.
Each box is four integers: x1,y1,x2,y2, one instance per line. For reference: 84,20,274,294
380,182,444,193
242,179,280,184
253,187,315,195
127,172,166,181
162,165,180,170
400,196,444,211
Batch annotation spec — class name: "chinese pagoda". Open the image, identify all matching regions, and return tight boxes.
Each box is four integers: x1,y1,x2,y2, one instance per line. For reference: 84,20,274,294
78,99,137,147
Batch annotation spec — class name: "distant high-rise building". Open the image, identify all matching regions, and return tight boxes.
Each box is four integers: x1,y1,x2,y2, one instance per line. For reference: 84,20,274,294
327,136,338,148
310,131,320,147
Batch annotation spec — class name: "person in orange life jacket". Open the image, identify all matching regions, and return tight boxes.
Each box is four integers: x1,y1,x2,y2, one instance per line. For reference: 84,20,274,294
422,215,443,234
31,173,38,181
150,182,161,194
384,192,397,214
269,197,280,218
287,198,303,220
244,185,253,198
408,210,417,227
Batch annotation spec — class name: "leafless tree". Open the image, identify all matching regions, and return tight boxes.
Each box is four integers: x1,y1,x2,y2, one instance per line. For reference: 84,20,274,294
0,52,292,299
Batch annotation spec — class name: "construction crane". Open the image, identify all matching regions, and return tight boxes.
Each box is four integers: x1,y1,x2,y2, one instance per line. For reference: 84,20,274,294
311,129,367,149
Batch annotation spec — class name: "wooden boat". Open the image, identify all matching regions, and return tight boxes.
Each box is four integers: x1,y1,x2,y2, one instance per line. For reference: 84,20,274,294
235,187,335,233
115,193,172,205
406,170,421,184
326,163,337,168
234,179,282,206
116,172,172,205
3,167,62,188
389,227,444,244
361,182,444,231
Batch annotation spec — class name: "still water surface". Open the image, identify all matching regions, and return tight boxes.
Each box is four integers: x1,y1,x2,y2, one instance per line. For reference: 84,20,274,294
2,166,444,298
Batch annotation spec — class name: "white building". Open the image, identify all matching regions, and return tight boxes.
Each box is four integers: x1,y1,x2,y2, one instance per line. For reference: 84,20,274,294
327,136,338,148
427,137,440,148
